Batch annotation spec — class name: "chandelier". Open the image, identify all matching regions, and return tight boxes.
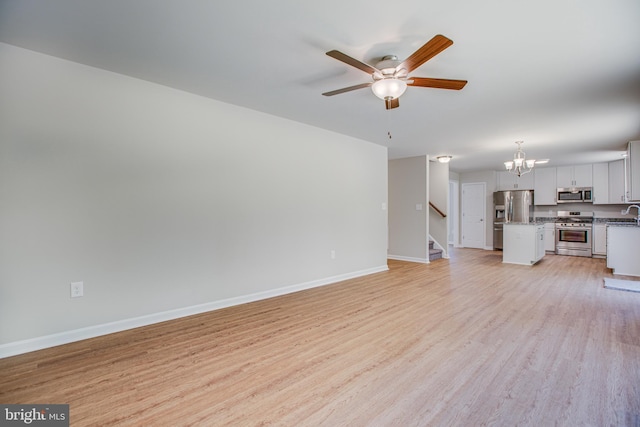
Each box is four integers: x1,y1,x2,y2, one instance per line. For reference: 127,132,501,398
504,141,535,177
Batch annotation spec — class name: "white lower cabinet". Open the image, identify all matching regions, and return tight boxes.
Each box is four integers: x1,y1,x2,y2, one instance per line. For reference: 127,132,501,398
503,224,545,265
607,225,640,276
592,224,607,257
544,222,555,252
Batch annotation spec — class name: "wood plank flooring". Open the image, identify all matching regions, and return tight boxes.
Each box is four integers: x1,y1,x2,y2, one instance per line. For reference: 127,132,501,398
1,248,639,426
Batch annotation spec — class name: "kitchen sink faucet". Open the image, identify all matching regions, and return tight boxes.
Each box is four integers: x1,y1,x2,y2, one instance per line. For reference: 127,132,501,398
624,204,640,226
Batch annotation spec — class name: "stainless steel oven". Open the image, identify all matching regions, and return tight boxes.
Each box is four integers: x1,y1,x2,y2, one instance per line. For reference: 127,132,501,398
555,211,593,257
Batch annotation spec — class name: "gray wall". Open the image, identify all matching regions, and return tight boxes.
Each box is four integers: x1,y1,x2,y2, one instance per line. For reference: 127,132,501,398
388,156,427,261
0,43,389,348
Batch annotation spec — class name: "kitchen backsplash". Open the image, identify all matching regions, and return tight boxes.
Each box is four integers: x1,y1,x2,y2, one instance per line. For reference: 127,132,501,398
533,202,635,219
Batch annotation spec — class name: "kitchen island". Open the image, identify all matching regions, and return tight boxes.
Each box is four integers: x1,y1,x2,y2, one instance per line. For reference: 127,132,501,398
503,223,545,265
607,224,640,276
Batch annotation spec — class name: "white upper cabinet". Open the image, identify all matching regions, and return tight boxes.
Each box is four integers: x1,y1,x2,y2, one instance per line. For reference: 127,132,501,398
592,163,609,204
574,164,593,187
533,167,557,205
627,140,640,202
556,164,592,188
608,159,626,204
497,170,534,191
586,161,625,204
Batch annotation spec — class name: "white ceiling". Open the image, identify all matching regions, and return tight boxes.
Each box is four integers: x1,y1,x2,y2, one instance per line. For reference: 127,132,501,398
1,0,639,172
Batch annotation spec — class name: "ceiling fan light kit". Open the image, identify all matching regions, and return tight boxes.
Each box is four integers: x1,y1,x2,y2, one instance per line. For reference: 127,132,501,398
371,79,407,100
322,34,467,110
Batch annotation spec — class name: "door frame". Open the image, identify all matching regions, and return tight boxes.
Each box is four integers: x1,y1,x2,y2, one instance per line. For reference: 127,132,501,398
449,179,459,247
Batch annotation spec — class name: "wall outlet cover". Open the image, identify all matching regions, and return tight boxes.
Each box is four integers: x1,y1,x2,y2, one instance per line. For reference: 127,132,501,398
70,281,84,298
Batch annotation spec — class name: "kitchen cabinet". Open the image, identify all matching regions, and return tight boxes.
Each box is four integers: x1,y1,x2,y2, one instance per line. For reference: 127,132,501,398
607,225,640,276
592,223,606,257
592,163,608,204
544,222,555,252
557,164,592,188
534,167,557,205
626,140,640,202
593,160,626,204
497,170,534,191
503,223,545,265
608,159,626,203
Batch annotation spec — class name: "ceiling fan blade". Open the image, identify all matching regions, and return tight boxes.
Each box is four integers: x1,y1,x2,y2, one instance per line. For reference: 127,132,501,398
385,98,400,110
408,77,467,90
326,50,379,75
396,35,453,74
322,82,372,96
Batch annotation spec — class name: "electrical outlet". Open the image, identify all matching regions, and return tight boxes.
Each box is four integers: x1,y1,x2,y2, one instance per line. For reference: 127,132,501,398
70,281,84,298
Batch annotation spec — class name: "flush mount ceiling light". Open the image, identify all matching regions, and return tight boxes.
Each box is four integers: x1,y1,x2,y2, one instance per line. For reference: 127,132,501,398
437,155,452,163
504,141,536,177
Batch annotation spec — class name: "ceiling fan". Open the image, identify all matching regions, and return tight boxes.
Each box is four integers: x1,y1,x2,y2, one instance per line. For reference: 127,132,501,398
322,34,467,109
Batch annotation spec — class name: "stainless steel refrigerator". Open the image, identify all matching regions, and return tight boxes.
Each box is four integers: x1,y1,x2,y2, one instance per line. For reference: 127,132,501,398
493,190,534,250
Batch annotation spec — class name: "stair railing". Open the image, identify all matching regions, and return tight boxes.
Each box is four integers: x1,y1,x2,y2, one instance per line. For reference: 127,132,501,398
429,201,446,218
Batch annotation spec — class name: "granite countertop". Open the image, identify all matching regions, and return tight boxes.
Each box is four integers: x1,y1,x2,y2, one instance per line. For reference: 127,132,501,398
534,217,556,223
532,217,638,226
606,222,639,227
594,218,635,224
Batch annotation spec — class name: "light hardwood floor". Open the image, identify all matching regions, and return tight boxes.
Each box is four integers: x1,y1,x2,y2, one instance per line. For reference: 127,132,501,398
1,248,639,426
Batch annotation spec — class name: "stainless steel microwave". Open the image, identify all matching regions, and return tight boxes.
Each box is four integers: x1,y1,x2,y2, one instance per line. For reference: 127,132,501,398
557,187,593,203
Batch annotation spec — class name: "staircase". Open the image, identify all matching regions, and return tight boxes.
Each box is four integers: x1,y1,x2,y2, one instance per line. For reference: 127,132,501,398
429,240,443,262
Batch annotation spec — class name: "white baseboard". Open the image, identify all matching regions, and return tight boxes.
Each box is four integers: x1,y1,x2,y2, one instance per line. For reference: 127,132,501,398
0,265,389,359
387,255,429,264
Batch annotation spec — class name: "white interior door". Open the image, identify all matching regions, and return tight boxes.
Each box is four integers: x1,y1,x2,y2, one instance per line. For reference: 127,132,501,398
462,182,486,249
